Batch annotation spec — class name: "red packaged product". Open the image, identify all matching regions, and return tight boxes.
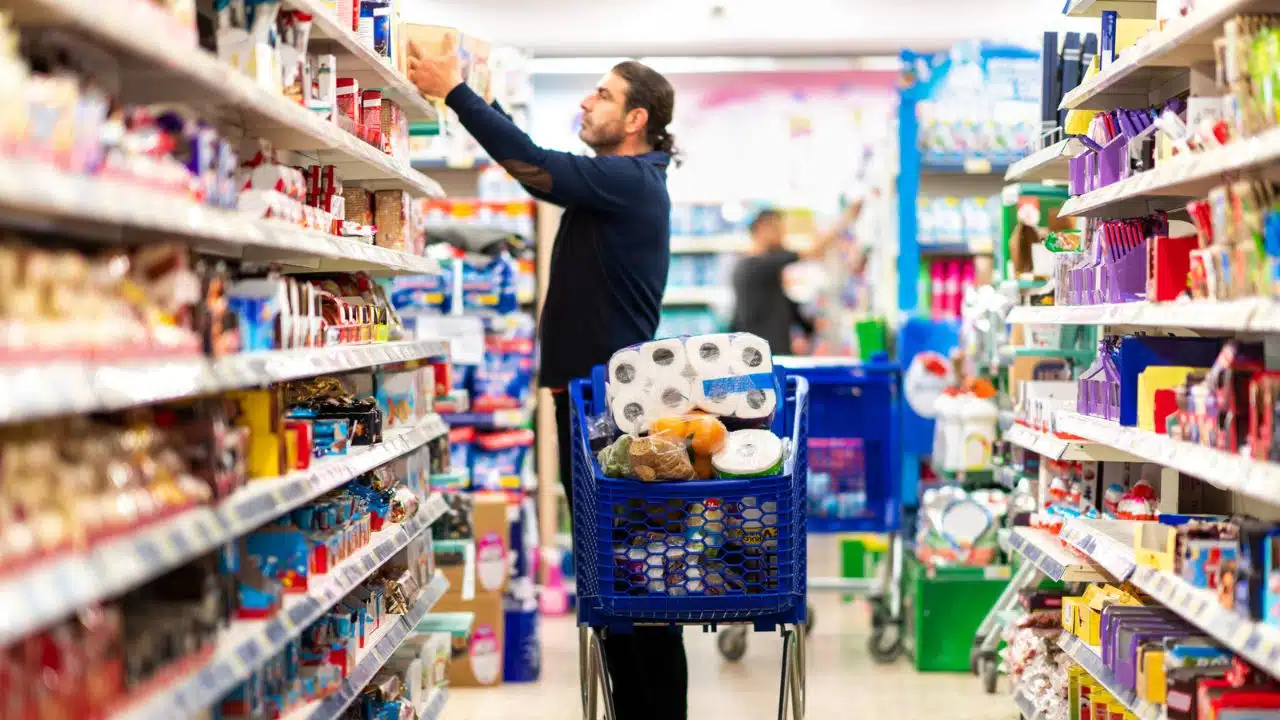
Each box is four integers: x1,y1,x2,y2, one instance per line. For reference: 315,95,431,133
337,78,361,125
362,90,383,148
284,420,313,470
430,361,451,397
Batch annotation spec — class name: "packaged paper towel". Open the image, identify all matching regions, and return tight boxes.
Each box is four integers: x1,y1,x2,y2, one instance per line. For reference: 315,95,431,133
604,332,776,433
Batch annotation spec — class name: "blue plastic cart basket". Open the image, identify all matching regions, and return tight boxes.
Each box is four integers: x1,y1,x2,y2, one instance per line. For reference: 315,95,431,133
568,364,810,719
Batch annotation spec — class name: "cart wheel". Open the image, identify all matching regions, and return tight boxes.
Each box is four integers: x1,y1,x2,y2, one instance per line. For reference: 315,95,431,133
968,645,981,675
805,602,815,635
718,627,749,662
980,653,999,694
870,597,891,630
867,622,904,664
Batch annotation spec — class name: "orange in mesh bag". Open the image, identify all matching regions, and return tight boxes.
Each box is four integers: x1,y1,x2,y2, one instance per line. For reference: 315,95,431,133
648,413,727,456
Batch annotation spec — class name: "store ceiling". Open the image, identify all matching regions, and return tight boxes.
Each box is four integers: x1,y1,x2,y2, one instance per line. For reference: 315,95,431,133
407,0,1084,56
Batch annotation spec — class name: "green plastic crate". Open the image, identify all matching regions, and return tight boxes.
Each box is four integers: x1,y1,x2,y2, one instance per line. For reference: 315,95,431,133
904,553,1011,672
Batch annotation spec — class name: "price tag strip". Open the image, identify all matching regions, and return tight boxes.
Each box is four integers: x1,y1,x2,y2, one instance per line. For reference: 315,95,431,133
1008,528,1106,583
1,341,448,425
1130,560,1280,680
291,572,451,720
0,424,446,649
116,504,447,720
1057,634,1162,720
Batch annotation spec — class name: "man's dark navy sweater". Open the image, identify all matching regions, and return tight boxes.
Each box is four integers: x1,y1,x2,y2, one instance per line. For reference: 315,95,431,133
446,84,671,388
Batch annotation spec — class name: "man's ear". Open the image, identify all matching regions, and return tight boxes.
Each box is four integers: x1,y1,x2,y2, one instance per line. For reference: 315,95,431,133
626,107,650,137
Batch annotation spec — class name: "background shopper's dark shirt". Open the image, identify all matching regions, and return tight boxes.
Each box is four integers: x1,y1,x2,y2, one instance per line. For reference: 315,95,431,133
730,249,800,355
447,85,671,388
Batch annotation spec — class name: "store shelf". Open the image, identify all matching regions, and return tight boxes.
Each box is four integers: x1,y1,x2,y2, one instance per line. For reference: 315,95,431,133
0,420,447,648
662,286,733,306
282,586,451,720
1005,424,1145,462
117,517,450,719
1007,527,1107,582
1005,299,1280,332
670,234,749,254
9,0,442,197
1055,410,1280,506
0,339,449,425
919,241,994,256
441,407,532,429
1014,687,1044,720
920,159,1011,175
1060,0,1269,111
1130,564,1280,679
288,0,438,123
1060,126,1280,219
1064,0,1157,18
1004,137,1088,182
0,161,440,273
1058,518,1138,581
1056,633,1163,720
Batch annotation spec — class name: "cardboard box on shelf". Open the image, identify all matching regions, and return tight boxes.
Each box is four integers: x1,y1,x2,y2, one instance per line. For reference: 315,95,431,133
473,492,509,594
433,591,504,687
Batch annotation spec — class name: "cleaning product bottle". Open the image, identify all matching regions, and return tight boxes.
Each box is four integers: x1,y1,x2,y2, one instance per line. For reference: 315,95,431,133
959,382,999,471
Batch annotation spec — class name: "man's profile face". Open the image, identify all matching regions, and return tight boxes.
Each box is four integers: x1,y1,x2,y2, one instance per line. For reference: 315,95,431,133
579,71,631,152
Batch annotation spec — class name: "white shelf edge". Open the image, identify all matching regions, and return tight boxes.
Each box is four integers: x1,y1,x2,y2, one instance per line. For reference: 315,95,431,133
1005,423,1144,462
115,504,449,720
0,422,447,647
1004,137,1086,182
19,0,441,198
0,339,450,425
1060,0,1259,111
288,0,439,123
662,286,733,306
1131,564,1280,680
1008,527,1106,583
1005,299,1280,332
1056,634,1162,720
1060,126,1280,218
285,574,451,720
0,161,440,274
1064,0,1157,18
669,234,749,254
1055,411,1280,506
1059,518,1138,581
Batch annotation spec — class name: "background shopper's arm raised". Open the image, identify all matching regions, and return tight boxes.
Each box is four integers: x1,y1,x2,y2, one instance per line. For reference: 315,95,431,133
447,84,652,212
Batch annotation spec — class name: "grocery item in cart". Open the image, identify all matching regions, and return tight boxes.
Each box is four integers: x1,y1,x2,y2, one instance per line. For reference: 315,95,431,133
605,332,776,433
712,429,784,478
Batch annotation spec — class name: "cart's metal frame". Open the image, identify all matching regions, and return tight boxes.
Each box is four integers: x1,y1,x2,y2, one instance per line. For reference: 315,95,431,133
581,624,806,720
969,553,1042,693
714,532,906,663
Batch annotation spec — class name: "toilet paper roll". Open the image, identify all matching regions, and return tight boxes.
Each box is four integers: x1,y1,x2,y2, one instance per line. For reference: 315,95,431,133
649,373,695,416
610,389,655,435
692,379,738,415
735,388,777,420
638,338,689,378
685,334,734,378
728,333,774,376
607,349,646,397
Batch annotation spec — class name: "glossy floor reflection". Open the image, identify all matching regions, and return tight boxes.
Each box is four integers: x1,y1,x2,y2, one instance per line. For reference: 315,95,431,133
444,540,1017,719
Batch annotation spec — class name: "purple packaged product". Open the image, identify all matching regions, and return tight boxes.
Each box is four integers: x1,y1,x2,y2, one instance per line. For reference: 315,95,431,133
1115,626,1201,689
1100,605,1179,665
1104,618,1186,671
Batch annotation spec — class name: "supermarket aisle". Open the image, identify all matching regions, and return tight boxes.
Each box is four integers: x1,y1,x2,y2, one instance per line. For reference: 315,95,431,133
445,590,1016,719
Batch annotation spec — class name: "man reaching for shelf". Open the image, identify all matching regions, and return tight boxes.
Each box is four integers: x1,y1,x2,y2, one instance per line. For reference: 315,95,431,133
407,39,687,720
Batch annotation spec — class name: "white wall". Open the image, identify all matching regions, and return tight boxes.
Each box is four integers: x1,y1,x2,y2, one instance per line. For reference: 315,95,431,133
404,0,1097,57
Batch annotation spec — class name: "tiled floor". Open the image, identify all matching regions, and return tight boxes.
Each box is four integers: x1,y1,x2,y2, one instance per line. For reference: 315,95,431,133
444,541,1017,719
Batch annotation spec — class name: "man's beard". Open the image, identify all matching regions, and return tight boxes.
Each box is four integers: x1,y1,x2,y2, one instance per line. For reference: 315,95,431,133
580,121,625,154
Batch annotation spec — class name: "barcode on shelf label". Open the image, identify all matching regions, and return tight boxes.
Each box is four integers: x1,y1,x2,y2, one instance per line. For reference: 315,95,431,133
135,539,165,566
265,620,288,646
236,640,263,667
289,601,315,628
168,527,193,557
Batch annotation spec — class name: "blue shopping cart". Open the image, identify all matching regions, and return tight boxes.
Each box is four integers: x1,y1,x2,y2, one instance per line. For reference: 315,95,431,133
765,356,907,664
569,364,810,720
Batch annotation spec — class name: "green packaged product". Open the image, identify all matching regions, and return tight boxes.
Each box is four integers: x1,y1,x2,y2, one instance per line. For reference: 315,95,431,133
598,435,634,477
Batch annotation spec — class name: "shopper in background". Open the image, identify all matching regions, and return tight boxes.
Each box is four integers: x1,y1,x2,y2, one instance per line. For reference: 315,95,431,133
407,40,687,720
730,201,864,354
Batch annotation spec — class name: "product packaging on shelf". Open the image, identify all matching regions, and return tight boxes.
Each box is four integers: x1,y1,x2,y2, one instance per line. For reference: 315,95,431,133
470,429,533,491
431,591,504,687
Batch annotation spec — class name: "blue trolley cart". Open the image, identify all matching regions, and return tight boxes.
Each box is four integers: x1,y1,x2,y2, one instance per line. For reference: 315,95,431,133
569,365,810,720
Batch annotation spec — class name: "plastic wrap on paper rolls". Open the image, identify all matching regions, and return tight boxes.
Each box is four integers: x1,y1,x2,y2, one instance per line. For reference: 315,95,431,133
604,333,776,433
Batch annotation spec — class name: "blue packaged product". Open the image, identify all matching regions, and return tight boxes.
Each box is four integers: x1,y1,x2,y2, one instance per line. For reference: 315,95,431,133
450,426,475,479
473,347,534,411
471,429,534,491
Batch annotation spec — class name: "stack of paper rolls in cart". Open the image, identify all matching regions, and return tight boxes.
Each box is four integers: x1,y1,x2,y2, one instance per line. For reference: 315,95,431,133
569,331,809,630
